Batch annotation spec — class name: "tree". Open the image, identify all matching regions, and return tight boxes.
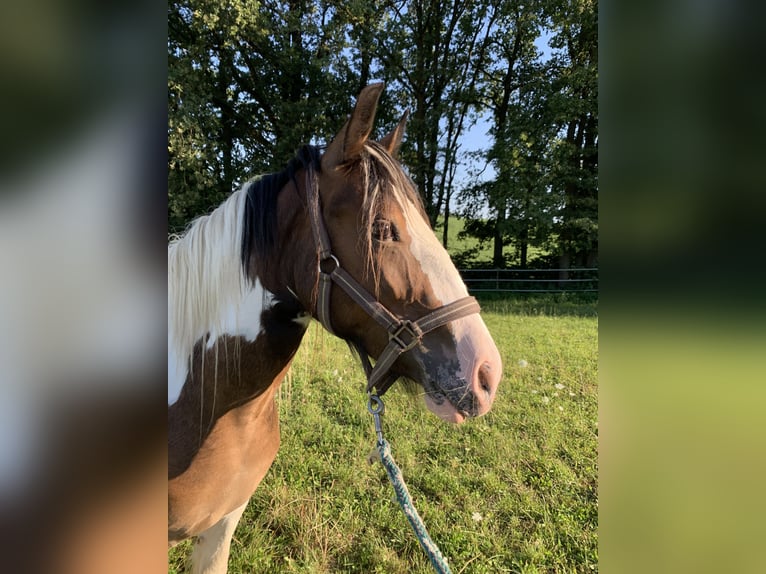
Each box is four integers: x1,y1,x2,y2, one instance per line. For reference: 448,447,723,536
376,0,498,228
167,0,598,271
459,0,548,268
545,0,598,270
168,0,361,232
457,0,597,269
490,78,560,268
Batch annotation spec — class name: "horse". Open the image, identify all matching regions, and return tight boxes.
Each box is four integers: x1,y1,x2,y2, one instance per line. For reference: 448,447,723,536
168,83,502,573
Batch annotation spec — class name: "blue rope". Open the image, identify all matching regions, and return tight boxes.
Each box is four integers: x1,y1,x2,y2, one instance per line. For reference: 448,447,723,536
377,439,453,574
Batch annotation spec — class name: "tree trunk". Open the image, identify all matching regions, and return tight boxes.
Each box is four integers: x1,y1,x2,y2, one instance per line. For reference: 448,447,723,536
492,211,504,268
442,198,450,248
559,253,570,280
519,227,528,269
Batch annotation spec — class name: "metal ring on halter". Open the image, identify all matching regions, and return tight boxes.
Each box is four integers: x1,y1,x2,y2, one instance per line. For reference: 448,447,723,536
319,254,340,275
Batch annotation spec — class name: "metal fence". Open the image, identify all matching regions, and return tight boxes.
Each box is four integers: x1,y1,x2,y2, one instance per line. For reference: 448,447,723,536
459,268,599,293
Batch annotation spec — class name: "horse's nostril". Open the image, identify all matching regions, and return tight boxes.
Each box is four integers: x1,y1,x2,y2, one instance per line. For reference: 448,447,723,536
478,362,492,394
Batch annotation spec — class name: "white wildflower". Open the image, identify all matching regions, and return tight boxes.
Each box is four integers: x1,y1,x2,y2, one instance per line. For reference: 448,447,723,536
541,396,550,404
471,512,483,522
554,383,565,390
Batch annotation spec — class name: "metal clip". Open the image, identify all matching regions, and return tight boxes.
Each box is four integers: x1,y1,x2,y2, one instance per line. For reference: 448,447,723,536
367,394,385,446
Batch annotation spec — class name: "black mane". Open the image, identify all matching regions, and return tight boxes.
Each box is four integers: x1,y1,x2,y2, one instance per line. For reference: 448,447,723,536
240,145,322,273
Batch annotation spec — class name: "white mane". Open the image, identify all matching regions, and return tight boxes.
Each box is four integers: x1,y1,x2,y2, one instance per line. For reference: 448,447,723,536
167,187,248,404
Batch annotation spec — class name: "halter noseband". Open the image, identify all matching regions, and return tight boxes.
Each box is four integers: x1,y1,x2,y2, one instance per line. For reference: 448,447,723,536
305,165,481,397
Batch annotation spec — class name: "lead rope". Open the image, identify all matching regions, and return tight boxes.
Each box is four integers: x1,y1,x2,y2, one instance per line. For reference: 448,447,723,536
367,395,453,574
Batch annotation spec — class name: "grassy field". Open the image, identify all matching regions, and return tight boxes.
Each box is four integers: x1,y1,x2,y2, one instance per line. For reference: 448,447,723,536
169,295,598,573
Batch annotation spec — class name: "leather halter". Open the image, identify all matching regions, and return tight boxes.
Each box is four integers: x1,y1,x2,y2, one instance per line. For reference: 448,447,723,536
305,164,481,396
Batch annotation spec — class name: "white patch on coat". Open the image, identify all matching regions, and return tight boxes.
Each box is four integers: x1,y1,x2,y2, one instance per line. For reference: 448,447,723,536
167,333,187,405
401,200,469,305
168,281,276,405
205,282,274,349
402,199,502,414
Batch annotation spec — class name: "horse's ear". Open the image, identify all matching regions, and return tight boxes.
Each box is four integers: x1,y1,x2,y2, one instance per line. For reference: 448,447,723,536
380,110,409,157
322,83,385,171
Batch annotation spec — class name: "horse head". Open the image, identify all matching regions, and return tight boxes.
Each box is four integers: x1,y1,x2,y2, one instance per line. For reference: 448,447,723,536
286,83,502,423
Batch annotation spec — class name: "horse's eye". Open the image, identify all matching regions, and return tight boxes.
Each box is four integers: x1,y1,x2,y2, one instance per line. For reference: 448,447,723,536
372,219,399,242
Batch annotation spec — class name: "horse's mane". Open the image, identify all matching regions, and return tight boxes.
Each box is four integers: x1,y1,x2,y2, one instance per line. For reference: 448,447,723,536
168,145,321,380
350,140,429,285
239,139,424,291
241,145,322,277
168,183,247,386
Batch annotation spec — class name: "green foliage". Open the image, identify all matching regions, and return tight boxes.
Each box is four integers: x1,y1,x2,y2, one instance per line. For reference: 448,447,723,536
168,0,369,232
168,298,598,573
168,0,598,266
374,0,500,226
457,0,598,269
435,215,552,269
544,0,598,266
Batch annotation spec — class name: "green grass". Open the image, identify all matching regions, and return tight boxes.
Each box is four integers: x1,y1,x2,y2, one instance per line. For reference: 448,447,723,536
169,296,598,573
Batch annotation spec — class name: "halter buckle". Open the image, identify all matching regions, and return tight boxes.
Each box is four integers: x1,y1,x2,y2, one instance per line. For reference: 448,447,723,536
389,320,422,352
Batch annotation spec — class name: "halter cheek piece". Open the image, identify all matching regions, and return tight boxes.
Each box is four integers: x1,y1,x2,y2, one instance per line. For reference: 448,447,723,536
305,165,481,397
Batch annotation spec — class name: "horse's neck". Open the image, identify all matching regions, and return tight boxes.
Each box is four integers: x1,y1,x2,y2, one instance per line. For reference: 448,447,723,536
169,283,309,474
178,279,309,412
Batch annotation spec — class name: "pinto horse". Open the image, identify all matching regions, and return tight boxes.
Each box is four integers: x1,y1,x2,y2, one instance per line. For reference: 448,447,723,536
168,83,502,573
